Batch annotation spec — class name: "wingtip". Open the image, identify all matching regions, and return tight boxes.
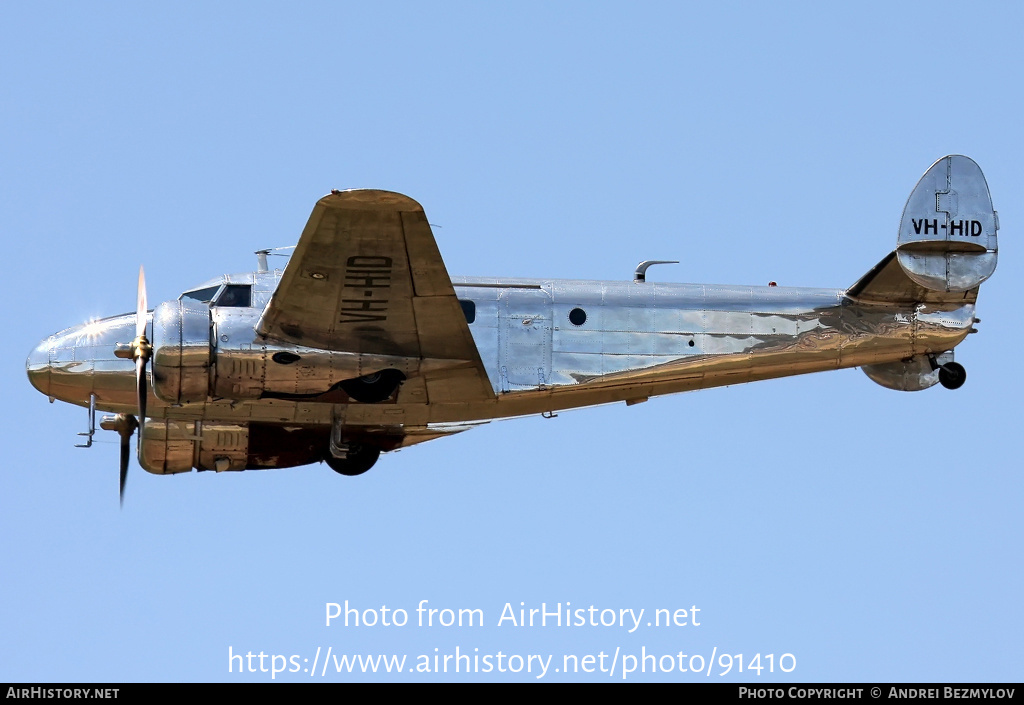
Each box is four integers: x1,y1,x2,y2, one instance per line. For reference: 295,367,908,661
319,189,424,212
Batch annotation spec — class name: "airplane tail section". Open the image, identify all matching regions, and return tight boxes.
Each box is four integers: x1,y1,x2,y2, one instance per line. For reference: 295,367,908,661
847,155,998,304
850,156,996,392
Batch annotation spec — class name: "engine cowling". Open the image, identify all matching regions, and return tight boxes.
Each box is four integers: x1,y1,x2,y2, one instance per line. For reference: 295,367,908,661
151,300,212,404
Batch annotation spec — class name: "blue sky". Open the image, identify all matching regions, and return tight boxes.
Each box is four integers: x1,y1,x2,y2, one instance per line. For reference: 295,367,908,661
2,2,1021,682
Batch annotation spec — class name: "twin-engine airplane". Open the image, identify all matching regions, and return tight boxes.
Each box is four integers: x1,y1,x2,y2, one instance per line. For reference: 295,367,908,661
27,156,998,501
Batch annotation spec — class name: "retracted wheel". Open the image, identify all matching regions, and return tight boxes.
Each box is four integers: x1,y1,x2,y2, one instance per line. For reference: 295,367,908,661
326,444,381,476
938,362,967,390
340,369,405,403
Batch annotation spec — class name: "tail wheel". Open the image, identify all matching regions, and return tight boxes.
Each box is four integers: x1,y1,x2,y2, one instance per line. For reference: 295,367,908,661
326,444,381,476
938,362,967,390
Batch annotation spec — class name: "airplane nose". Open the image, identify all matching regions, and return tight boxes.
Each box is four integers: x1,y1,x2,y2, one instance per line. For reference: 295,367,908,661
29,315,140,408
26,337,52,397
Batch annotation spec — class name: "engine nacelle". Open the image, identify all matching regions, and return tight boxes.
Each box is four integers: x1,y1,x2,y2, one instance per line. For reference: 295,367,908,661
152,302,422,403
138,419,249,474
211,308,417,400
152,300,213,404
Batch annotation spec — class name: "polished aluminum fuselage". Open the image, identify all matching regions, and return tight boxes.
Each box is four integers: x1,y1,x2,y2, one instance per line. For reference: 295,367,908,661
28,268,974,434
24,157,995,475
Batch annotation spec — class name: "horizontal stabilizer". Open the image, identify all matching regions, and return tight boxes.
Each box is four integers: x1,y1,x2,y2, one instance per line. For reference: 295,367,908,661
846,251,978,305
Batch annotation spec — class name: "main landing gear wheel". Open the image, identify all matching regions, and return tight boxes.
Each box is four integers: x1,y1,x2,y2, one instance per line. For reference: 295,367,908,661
340,369,405,403
326,444,381,476
938,362,967,390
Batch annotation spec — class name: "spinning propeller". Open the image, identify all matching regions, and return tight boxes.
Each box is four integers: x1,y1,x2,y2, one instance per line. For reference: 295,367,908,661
109,266,152,505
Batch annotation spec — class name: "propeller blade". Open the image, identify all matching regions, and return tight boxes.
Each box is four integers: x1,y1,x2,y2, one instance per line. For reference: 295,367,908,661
112,414,138,507
136,266,147,339
119,428,130,506
136,355,148,425
133,264,151,426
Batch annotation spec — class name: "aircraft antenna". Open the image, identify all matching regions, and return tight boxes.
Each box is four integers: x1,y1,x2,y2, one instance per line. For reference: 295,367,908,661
635,260,679,282
255,246,296,272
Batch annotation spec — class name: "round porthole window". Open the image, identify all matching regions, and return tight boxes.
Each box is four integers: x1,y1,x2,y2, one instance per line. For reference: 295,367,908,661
568,307,587,326
272,351,301,365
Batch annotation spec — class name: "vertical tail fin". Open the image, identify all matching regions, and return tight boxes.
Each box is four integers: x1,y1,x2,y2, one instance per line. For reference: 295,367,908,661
896,155,998,292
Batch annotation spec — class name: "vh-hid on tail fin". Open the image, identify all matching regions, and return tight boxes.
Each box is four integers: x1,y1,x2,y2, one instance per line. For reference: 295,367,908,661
897,154,998,293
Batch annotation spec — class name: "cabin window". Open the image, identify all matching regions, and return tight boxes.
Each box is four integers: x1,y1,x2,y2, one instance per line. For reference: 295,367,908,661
459,299,476,324
216,285,252,308
180,286,221,304
569,307,587,326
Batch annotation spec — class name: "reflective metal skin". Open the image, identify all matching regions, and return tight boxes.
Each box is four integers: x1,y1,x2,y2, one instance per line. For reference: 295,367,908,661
26,156,998,491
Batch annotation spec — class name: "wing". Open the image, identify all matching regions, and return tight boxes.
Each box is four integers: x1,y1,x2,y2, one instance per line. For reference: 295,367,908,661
257,189,495,402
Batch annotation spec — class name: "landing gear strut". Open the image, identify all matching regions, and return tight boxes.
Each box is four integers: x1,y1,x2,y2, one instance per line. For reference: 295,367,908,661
938,361,967,390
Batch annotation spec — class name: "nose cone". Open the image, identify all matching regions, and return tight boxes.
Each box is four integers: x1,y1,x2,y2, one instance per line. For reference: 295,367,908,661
27,337,52,397
30,314,140,408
